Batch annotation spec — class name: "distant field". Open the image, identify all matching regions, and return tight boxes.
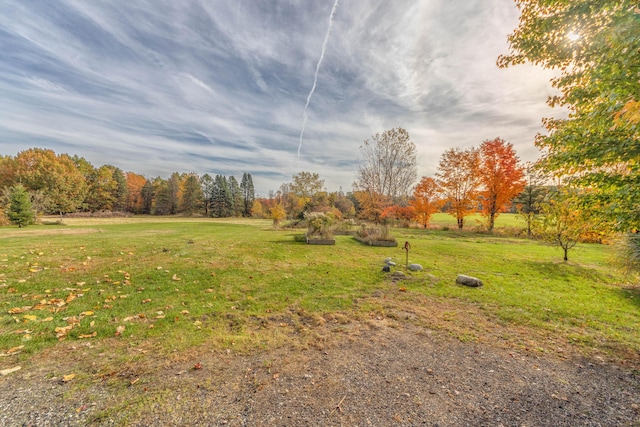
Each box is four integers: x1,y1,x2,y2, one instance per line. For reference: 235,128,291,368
0,216,638,367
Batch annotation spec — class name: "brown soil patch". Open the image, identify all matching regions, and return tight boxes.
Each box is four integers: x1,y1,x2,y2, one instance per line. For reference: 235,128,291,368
0,314,638,426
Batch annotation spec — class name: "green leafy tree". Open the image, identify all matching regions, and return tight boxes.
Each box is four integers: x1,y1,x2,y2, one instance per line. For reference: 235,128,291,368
85,165,118,211
499,0,640,231
537,187,598,261
513,164,549,238
7,185,34,227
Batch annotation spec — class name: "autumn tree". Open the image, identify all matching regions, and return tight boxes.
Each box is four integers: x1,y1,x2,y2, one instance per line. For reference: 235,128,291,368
354,128,417,221
436,147,481,229
126,172,147,214
410,177,441,228
478,138,525,231
13,148,87,218
499,0,640,231
537,187,598,261
270,202,286,226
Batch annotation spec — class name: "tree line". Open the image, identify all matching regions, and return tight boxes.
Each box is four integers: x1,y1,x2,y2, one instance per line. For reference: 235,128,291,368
0,148,255,223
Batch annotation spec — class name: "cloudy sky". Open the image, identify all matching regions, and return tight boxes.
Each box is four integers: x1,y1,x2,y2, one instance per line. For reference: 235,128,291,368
0,0,559,195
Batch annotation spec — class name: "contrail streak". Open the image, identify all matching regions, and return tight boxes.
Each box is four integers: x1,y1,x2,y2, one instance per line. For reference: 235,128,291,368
297,0,340,159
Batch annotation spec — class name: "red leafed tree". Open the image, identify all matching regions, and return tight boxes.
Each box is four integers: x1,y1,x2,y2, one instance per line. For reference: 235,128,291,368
478,138,525,231
410,177,441,228
380,204,414,223
436,147,481,230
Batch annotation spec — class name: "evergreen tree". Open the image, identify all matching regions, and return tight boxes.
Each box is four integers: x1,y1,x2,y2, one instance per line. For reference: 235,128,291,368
228,176,243,217
141,180,155,214
8,185,34,227
111,167,128,211
240,173,255,217
201,174,214,216
211,175,232,218
181,174,202,216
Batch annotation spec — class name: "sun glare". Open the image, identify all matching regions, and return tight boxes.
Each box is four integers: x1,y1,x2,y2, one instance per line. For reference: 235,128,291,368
567,31,581,41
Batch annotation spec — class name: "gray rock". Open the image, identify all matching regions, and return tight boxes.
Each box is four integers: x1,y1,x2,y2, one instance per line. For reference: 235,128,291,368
382,265,391,272
384,257,393,263
456,274,483,287
408,264,423,271
386,261,396,267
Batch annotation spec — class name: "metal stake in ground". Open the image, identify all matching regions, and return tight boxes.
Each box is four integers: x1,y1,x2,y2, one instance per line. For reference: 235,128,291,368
403,241,411,267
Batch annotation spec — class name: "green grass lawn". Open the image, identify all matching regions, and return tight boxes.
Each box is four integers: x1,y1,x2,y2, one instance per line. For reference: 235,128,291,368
0,216,638,365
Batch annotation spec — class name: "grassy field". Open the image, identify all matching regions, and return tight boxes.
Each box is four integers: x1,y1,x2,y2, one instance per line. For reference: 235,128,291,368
0,215,638,367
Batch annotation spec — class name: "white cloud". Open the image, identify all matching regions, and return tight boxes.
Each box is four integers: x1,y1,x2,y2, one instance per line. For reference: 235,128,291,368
0,0,560,194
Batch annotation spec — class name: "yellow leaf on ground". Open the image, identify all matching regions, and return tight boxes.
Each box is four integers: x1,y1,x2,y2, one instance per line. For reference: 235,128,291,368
115,325,125,336
62,373,76,382
80,311,94,316
5,345,24,355
23,315,37,322
78,332,97,339
172,274,181,281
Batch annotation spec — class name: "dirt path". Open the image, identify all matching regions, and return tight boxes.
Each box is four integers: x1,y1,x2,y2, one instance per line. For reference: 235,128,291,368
1,319,638,426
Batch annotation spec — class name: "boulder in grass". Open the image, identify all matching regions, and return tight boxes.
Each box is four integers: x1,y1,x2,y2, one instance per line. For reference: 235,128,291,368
408,264,423,271
456,274,483,287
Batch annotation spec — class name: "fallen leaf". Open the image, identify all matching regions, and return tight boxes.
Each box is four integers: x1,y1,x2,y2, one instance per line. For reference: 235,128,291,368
80,311,94,317
23,315,38,322
181,310,190,315
8,306,32,314
78,332,97,339
142,298,151,304
193,362,203,370
115,325,125,336
62,373,76,383
0,345,25,357
55,325,73,339
172,274,181,281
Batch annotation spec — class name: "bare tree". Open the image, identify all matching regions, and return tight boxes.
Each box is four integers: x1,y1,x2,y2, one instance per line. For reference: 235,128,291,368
354,128,417,219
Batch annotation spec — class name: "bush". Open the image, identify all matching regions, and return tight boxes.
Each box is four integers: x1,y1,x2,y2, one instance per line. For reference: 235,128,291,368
618,233,640,273
305,212,335,239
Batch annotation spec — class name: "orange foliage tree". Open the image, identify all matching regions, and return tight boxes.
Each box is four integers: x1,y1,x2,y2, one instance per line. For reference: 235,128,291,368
436,147,480,230
380,204,414,224
410,177,441,228
478,138,525,231
126,172,147,213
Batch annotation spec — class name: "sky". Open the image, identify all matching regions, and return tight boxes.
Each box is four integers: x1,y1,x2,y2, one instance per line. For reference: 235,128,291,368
0,0,559,195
